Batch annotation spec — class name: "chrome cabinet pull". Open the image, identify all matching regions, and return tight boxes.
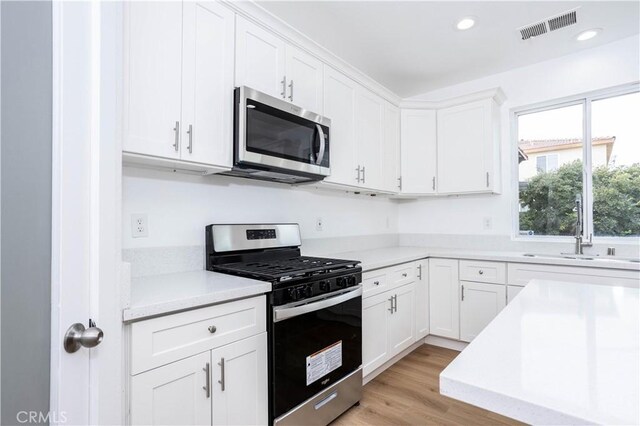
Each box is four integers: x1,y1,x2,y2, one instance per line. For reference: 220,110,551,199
208,325,217,334
388,296,394,313
288,80,294,101
187,124,193,154
218,358,225,391
402,272,407,278
280,76,286,98
373,281,380,286
362,166,366,183
486,172,490,188
398,176,402,190
203,362,210,398
432,176,436,191
356,165,361,183
461,285,465,301
417,264,422,280
173,121,180,151
393,294,398,313
478,269,484,275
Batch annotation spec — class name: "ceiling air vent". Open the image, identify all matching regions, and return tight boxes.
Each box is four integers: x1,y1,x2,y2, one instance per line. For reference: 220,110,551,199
520,22,547,40
518,8,579,40
548,10,577,32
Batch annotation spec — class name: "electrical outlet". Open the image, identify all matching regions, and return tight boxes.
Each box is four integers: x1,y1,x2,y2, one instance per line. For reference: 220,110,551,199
131,213,148,238
482,217,493,230
315,217,324,231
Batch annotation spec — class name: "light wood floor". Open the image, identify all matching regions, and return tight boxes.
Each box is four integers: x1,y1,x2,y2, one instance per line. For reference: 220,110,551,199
332,344,524,426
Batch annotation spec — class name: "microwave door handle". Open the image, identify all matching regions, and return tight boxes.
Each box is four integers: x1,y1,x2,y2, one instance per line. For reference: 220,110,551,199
273,286,362,322
315,124,326,166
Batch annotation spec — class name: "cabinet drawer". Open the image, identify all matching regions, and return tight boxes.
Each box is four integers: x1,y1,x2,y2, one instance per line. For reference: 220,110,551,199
459,260,506,284
131,295,266,375
362,271,387,297
390,264,415,286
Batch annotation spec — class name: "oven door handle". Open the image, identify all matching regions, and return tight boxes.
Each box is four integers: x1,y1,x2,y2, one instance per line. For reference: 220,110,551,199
315,124,326,166
273,286,362,322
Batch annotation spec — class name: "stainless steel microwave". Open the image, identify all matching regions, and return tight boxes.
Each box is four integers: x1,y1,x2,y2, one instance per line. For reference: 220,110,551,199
223,86,330,184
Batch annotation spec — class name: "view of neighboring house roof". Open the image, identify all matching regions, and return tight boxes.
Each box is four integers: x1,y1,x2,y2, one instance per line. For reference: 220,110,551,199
518,136,616,154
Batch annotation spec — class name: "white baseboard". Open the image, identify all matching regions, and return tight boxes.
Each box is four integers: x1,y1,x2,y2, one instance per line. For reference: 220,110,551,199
424,335,469,351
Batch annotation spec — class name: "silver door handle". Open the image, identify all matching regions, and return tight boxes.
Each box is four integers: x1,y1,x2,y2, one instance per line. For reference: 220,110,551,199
281,76,286,98
393,294,398,313
315,124,326,165
218,358,225,391
173,121,180,151
398,176,402,190
432,176,436,191
486,172,490,188
187,124,193,154
274,286,362,322
288,80,294,101
362,166,366,183
64,323,104,353
388,296,394,313
417,264,422,280
461,285,465,301
356,166,361,183
203,362,210,398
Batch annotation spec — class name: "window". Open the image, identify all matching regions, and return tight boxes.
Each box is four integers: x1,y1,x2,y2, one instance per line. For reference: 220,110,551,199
515,86,640,239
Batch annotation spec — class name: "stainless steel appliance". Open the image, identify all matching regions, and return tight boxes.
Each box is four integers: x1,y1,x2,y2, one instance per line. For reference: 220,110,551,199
223,87,331,184
206,224,362,426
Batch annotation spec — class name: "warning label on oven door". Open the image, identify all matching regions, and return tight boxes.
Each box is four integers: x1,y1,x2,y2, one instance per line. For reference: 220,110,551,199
306,341,342,386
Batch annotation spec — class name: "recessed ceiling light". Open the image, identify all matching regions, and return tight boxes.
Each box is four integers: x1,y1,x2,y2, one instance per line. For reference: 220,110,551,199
456,17,476,31
576,28,601,41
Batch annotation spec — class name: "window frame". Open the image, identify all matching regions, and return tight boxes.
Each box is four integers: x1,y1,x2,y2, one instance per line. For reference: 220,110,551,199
511,82,640,243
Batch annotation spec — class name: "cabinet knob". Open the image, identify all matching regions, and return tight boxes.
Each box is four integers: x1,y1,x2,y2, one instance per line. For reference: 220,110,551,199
208,325,217,334
478,270,484,275
374,281,380,286
402,273,407,277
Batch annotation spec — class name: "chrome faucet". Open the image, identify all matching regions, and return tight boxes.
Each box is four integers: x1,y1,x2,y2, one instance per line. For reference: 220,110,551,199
574,195,592,254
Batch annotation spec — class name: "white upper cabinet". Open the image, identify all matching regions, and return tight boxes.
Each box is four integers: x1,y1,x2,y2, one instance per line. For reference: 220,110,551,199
437,98,500,194
235,16,286,98
382,102,401,192
355,87,384,190
285,45,323,113
123,1,183,159
400,109,437,194
181,1,234,167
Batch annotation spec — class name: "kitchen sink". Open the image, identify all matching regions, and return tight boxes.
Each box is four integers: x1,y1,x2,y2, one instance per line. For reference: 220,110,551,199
521,253,640,263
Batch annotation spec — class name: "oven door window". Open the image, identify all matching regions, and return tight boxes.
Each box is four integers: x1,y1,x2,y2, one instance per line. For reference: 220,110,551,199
246,100,329,166
272,295,361,419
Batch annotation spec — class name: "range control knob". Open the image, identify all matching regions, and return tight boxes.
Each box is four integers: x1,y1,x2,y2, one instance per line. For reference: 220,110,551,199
305,285,313,298
337,277,347,288
296,286,306,299
347,276,356,286
319,281,329,292
287,287,298,302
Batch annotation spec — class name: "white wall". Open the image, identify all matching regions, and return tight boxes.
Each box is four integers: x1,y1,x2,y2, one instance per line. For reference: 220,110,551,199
398,35,640,236
123,167,398,249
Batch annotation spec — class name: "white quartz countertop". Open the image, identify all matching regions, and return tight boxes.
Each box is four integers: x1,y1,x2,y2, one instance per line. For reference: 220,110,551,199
123,270,271,322
440,280,640,425
322,246,640,272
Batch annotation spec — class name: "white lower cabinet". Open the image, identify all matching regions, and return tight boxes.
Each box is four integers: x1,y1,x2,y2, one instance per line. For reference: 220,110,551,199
459,281,506,342
428,258,460,340
129,296,267,426
507,285,523,304
415,260,429,339
388,284,416,357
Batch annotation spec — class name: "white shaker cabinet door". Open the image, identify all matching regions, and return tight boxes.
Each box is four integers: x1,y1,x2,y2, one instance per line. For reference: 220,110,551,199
323,66,358,187
382,102,401,192
355,87,384,190
362,291,392,376
459,281,506,342
211,333,268,426
415,260,430,340
285,45,323,113
235,16,286,99
400,109,437,194
388,284,416,358
131,351,212,426
180,0,234,168
428,258,460,340
123,1,183,158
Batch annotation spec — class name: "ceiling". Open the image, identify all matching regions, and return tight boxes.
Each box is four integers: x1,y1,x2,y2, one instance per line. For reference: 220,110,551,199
257,1,640,97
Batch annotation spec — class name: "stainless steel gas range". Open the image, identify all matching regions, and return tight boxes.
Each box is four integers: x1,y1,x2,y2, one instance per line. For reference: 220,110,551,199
205,223,362,426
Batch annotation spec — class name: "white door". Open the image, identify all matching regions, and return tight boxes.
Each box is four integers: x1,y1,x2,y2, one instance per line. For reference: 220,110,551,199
235,15,286,98
382,102,401,192
460,281,506,342
507,285,524,304
285,45,323,112
400,109,437,194
123,1,183,158
437,100,493,193
362,291,392,376
356,87,384,190
388,284,416,357
181,0,234,167
415,260,430,340
211,333,268,426
428,259,460,339
51,2,123,424
131,352,212,425
323,66,358,187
